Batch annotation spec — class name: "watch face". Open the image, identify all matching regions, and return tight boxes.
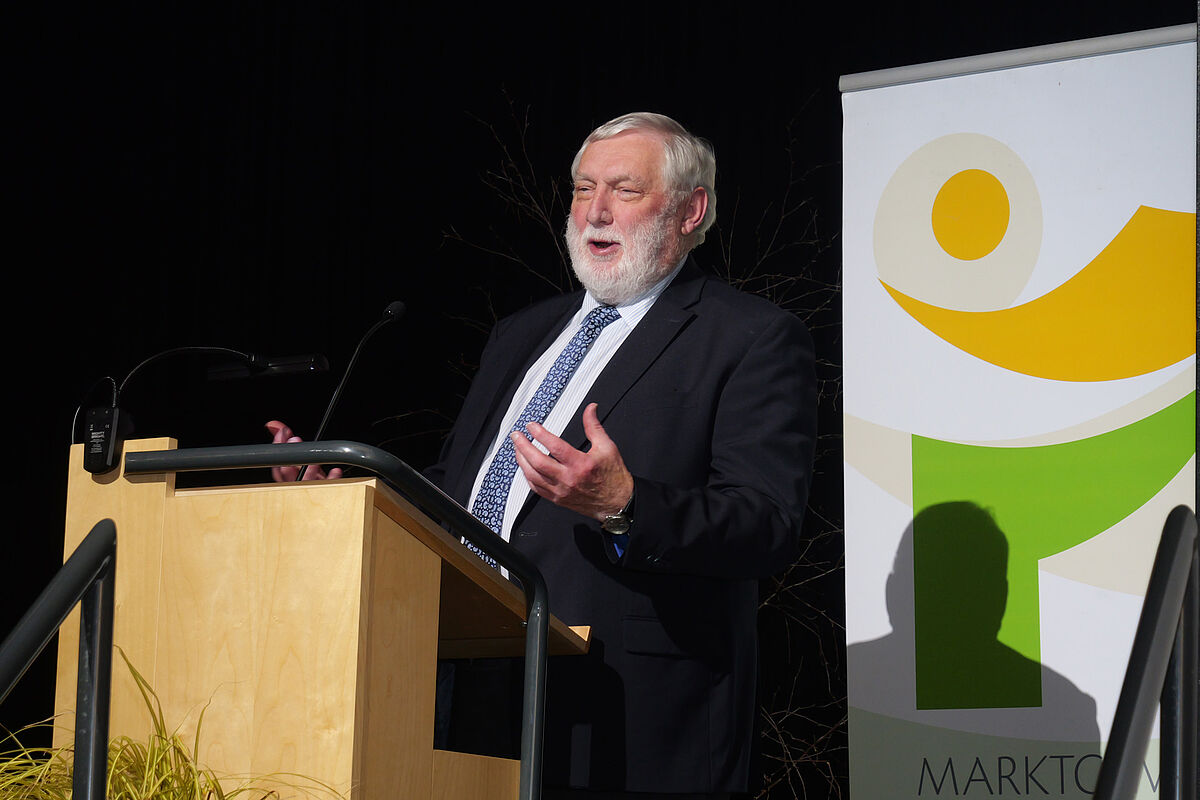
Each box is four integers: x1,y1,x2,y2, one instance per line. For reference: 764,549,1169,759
602,514,631,535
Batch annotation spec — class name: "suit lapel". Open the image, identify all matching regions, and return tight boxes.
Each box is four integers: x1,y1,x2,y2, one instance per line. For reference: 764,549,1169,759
451,295,581,503
562,270,701,446
516,261,705,521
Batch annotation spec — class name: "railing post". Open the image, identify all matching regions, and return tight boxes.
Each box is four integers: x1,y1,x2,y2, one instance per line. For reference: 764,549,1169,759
0,518,117,800
1093,505,1198,800
1160,534,1198,800
73,528,116,800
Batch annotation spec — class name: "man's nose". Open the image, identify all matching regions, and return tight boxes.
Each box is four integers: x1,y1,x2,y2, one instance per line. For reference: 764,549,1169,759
587,189,613,226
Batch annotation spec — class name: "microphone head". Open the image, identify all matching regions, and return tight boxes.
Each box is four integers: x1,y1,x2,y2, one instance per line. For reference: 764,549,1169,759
383,301,407,321
208,353,329,381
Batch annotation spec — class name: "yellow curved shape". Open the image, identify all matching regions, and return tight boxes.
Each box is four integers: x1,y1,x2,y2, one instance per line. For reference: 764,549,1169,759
883,206,1195,381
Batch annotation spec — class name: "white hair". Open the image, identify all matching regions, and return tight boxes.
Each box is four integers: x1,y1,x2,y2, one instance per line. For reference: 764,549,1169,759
570,112,717,246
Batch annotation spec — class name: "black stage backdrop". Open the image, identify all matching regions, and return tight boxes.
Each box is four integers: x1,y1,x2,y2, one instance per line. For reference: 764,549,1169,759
4,3,1195,797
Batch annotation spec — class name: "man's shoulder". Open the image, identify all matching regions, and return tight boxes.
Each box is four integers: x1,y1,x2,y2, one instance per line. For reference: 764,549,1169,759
491,289,582,337
695,274,790,315
686,270,810,340
485,262,805,340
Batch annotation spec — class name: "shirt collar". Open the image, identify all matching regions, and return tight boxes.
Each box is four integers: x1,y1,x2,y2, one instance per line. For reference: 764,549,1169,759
578,257,687,328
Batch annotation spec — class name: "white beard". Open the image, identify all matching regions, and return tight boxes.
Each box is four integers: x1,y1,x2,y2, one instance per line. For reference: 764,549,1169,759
565,209,680,305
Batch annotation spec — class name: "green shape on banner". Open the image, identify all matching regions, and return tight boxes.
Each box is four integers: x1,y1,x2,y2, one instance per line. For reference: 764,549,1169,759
912,392,1195,709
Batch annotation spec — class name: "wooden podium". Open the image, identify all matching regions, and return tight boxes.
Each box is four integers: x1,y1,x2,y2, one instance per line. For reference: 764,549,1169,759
54,438,589,798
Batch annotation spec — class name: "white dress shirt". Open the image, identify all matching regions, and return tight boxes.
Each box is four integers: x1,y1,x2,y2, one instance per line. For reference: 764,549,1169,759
467,262,685,543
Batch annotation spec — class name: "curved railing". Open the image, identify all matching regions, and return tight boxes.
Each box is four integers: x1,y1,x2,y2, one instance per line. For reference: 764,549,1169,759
0,518,117,800
1094,504,1197,800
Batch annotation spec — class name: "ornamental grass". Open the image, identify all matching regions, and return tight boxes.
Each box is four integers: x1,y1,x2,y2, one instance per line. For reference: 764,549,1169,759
0,651,341,800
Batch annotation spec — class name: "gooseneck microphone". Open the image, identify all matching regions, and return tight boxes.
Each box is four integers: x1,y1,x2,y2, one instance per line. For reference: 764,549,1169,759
297,300,406,479
80,346,260,474
77,346,331,474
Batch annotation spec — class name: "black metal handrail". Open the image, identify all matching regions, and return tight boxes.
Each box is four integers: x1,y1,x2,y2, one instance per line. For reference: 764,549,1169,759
123,441,550,800
0,518,117,800
1094,504,1197,800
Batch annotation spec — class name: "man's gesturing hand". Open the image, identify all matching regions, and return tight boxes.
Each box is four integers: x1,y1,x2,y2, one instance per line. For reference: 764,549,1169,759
511,403,633,521
265,420,344,482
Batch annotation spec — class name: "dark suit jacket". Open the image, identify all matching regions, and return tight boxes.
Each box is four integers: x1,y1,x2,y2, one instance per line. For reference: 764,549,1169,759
427,260,817,793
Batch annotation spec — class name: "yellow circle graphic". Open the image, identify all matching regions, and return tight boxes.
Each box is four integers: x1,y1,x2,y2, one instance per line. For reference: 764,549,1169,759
874,134,1042,312
931,169,1010,261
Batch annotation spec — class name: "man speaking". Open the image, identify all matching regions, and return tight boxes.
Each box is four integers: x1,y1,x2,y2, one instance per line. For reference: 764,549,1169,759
274,112,816,798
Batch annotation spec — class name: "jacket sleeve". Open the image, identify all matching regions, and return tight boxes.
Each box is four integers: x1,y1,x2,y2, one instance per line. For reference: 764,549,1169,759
613,311,817,580
420,320,508,495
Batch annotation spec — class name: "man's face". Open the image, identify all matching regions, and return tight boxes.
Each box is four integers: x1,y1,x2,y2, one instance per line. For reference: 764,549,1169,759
566,131,685,304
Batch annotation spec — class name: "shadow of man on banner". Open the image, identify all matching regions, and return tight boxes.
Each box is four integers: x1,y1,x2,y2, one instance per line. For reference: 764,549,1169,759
849,501,1100,742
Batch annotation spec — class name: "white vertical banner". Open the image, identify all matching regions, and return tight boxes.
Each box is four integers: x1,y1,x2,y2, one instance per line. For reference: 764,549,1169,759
842,29,1196,800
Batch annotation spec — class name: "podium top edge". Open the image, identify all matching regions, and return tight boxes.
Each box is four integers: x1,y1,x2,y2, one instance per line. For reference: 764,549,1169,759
171,475,377,496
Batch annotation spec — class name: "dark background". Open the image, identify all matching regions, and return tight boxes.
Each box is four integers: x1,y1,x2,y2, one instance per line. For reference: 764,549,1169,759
5,2,1196,795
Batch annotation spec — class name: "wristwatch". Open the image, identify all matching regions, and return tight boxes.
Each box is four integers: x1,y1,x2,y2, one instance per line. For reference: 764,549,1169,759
601,490,635,535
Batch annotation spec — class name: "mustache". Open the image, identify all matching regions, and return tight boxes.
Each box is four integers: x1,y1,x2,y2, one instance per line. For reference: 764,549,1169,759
575,223,623,244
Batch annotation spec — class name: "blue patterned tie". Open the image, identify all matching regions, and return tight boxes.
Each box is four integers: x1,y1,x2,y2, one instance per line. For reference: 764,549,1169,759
468,304,621,567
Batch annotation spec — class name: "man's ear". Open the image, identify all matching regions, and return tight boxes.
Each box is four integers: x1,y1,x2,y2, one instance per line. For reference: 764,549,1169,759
679,187,709,236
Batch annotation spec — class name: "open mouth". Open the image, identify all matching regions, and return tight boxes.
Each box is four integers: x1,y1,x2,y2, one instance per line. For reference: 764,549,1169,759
588,239,621,256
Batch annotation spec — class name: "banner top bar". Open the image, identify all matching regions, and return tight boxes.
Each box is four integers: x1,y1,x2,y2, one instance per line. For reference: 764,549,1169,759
839,23,1197,93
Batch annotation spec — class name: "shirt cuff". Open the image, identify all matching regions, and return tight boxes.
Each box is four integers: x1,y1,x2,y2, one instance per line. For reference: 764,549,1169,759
607,532,630,558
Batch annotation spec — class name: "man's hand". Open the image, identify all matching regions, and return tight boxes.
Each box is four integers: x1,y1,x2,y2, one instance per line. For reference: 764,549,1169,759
511,403,633,521
265,420,344,482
